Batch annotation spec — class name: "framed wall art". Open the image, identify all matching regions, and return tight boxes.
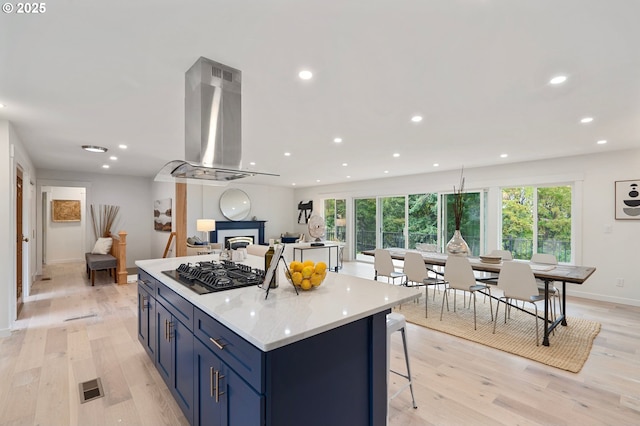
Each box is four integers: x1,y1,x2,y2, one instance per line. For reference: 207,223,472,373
615,179,640,220
52,199,81,222
154,198,172,231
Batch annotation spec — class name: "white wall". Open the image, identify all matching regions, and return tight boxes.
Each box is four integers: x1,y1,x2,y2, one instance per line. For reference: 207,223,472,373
294,149,640,307
1,120,37,335
43,186,86,263
37,169,153,269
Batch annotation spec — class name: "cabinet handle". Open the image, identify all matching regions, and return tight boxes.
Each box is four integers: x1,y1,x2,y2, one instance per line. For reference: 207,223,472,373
210,367,214,398
209,337,227,350
167,321,173,342
141,296,147,312
214,370,225,403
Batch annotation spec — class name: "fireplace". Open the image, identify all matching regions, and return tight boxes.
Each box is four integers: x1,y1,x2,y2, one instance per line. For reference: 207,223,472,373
209,221,267,246
225,236,254,249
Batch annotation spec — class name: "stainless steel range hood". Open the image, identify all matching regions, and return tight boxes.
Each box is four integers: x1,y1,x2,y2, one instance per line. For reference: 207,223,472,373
155,57,277,184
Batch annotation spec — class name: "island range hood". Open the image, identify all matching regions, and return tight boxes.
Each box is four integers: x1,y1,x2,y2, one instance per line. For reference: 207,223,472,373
155,57,278,184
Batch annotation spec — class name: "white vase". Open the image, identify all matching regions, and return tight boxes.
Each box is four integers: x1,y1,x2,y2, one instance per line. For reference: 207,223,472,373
446,229,470,256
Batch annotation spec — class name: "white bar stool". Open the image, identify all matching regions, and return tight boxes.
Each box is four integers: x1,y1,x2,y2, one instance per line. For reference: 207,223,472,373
386,312,417,415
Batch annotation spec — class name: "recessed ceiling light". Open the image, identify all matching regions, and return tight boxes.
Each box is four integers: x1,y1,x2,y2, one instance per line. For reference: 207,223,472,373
334,137,343,143
249,161,256,166
580,117,594,124
411,115,423,123
346,175,351,178
433,163,439,167
316,179,320,183
109,156,117,161
384,170,389,174
118,144,128,149
342,163,348,166
298,70,313,80
82,145,108,153
0,103,6,108
597,140,607,145
549,75,568,85
284,152,291,156
500,153,508,158
393,153,400,158
102,164,110,169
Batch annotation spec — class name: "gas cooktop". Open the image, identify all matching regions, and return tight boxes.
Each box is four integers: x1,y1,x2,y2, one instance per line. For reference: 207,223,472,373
162,260,266,295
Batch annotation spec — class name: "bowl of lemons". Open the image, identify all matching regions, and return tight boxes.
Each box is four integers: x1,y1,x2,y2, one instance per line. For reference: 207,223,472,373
285,260,328,291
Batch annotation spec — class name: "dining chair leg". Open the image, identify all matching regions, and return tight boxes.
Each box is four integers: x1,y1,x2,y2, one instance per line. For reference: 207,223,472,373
440,289,449,321
472,292,477,330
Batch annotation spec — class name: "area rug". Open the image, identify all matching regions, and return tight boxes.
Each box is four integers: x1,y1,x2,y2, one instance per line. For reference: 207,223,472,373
394,292,601,373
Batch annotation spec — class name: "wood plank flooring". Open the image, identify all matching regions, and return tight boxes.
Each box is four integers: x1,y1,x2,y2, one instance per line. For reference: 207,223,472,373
1,261,639,425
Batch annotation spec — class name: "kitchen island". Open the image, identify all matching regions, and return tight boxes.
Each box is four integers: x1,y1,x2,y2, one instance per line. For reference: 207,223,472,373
136,254,420,426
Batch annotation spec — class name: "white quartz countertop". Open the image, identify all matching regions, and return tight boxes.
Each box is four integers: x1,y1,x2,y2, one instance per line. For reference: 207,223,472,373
136,255,421,352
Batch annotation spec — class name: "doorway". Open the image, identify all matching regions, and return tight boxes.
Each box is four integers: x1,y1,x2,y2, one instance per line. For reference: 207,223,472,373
16,169,24,316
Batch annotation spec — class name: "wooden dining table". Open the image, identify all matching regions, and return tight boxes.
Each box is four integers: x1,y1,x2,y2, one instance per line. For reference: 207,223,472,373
362,248,596,346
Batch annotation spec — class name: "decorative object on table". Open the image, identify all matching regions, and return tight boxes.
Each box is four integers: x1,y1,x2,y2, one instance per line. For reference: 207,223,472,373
297,200,313,223
90,204,120,238
153,198,172,231
285,260,327,291
307,214,326,245
446,168,470,255
52,199,81,222
615,179,640,219
196,219,216,247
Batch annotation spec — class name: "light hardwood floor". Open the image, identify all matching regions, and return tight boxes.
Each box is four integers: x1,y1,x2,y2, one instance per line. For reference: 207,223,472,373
1,261,639,425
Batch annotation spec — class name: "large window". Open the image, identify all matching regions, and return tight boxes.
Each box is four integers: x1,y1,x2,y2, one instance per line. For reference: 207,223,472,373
324,199,346,242
355,198,376,255
501,185,572,262
408,193,438,248
381,196,405,248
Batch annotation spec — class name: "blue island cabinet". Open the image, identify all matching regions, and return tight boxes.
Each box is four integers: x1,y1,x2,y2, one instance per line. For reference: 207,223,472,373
138,270,388,426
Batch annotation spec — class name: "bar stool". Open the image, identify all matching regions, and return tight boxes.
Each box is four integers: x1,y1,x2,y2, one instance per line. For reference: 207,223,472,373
386,312,417,412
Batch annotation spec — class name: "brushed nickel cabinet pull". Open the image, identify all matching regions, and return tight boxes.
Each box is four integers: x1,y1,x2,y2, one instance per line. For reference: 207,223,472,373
209,337,227,350
214,370,226,403
141,296,147,312
210,367,214,398
167,321,173,342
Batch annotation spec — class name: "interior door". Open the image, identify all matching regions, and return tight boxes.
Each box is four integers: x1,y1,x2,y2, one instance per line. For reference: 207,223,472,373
16,172,25,316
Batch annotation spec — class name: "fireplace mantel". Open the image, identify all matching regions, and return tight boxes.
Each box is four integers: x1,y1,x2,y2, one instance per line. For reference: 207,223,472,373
210,221,267,246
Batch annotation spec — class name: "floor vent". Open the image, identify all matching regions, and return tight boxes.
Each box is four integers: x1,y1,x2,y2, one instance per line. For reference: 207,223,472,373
64,313,97,322
41,277,51,281
79,378,104,403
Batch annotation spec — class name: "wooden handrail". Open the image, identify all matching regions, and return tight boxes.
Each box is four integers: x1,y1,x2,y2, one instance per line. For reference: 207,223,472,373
163,231,176,258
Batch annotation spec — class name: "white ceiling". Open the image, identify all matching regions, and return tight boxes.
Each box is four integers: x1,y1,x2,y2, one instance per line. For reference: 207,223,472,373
2,0,639,188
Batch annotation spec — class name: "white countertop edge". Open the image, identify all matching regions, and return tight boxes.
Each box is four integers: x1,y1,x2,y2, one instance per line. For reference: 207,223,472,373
136,255,421,352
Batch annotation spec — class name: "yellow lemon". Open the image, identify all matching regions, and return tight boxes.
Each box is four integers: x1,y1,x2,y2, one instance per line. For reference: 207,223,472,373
310,273,323,287
291,271,303,286
314,262,327,274
300,279,312,290
290,261,304,272
301,266,313,279
302,260,315,269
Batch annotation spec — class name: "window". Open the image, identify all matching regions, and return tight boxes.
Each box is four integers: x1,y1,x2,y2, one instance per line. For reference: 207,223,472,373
501,185,572,262
324,199,346,242
354,198,376,257
408,193,438,249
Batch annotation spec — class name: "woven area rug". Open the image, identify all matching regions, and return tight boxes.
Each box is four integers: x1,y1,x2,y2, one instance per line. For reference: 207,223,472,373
395,291,601,373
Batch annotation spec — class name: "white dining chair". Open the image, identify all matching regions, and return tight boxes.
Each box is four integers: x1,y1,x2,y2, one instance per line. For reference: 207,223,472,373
374,249,406,285
493,261,552,346
440,256,493,330
531,253,561,320
403,251,446,317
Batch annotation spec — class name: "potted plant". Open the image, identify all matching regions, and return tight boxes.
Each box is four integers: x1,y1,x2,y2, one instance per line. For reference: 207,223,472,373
446,169,470,256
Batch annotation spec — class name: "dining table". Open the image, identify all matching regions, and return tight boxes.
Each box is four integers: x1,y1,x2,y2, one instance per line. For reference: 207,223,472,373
362,248,596,346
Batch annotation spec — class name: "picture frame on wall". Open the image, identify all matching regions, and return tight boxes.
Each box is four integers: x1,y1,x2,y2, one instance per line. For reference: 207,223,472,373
615,179,640,220
52,199,81,222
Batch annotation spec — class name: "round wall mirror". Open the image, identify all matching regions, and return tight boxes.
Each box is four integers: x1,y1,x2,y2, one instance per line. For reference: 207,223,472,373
220,189,251,221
